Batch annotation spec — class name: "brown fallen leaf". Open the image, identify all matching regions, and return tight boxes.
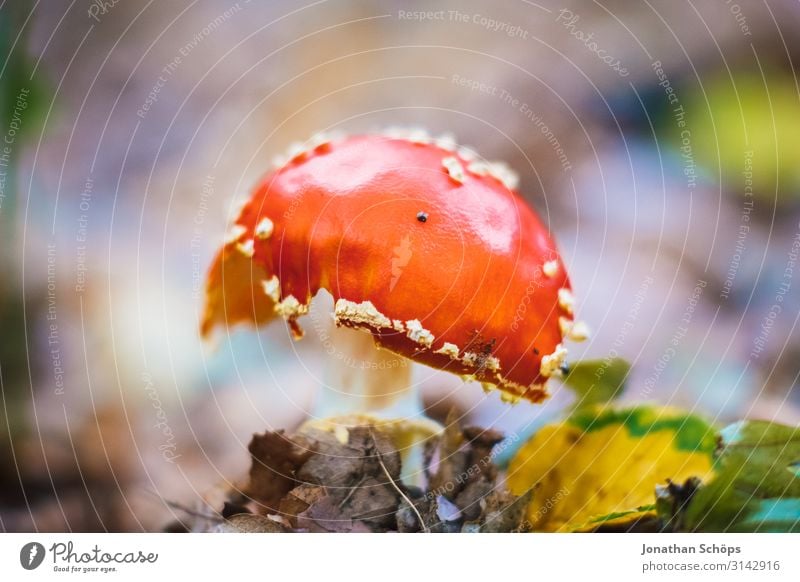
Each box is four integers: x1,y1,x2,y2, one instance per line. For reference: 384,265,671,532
279,484,327,528
295,494,374,533
456,480,494,521
195,416,531,533
245,430,314,513
462,426,505,486
294,428,402,532
428,409,467,500
297,426,400,489
477,489,533,533
396,495,461,533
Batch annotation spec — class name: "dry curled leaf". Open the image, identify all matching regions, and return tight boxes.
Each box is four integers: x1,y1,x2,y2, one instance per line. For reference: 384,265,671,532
245,430,314,513
195,417,532,533
476,489,533,533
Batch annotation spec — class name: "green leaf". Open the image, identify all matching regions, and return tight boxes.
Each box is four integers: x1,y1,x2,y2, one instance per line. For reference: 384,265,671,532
563,358,630,410
0,4,48,449
682,420,800,532
574,505,659,532
0,3,47,234
569,405,718,455
733,499,800,533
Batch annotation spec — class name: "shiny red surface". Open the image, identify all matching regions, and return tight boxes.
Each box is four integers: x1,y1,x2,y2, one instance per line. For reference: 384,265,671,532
202,134,572,401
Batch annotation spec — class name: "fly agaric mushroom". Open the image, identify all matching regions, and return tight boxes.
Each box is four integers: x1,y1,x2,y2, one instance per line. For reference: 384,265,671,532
201,129,586,411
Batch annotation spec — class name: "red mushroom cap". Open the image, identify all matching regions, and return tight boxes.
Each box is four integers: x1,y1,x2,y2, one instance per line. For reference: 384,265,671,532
202,131,585,403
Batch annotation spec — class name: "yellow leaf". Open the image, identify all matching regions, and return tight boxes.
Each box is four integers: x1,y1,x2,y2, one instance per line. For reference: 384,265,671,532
506,406,716,532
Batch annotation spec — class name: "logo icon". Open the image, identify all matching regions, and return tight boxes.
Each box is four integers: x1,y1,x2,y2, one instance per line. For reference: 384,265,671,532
20,542,45,570
390,235,413,291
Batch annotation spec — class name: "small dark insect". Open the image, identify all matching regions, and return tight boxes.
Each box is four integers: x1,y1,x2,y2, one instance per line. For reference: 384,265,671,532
533,347,540,355
416,211,428,223
559,362,570,376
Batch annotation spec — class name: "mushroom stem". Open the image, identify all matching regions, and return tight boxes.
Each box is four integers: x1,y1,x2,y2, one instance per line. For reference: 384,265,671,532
306,304,440,485
314,325,419,419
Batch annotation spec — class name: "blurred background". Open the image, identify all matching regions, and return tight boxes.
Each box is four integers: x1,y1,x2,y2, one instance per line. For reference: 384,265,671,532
2,0,800,531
